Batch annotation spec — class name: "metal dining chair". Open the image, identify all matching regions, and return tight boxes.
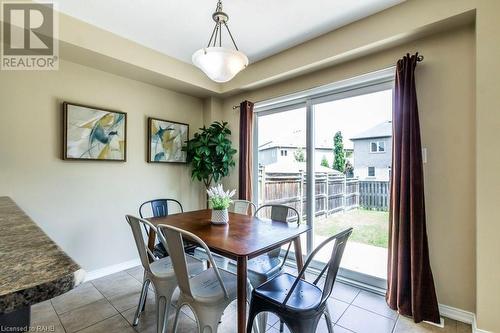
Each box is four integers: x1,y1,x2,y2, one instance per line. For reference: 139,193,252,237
125,215,205,332
230,199,257,215
157,224,238,333
139,198,184,258
226,204,300,333
246,228,353,333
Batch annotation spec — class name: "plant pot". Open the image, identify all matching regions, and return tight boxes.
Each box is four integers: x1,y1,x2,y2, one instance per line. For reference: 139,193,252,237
211,208,229,225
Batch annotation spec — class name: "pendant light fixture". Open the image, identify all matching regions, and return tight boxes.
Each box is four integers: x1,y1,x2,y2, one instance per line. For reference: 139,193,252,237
192,0,248,83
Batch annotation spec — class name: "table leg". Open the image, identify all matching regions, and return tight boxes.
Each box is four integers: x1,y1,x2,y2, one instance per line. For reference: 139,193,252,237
293,237,305,272
236,256,248,333
147,230,156,263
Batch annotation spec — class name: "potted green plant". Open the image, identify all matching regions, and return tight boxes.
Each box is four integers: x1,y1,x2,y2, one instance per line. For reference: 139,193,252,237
184,120,237,192
206,184,236,224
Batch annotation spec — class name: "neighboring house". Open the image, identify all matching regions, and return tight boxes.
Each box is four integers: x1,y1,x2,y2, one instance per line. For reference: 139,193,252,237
350,121,392,181
259,130,354,169
259,140,332,167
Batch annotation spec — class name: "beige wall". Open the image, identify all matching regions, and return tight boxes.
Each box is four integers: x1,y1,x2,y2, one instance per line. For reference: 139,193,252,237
221,26,476,313
0,60,205,271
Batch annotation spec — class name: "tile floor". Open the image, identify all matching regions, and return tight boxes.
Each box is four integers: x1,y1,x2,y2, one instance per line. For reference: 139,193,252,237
31,265,472,333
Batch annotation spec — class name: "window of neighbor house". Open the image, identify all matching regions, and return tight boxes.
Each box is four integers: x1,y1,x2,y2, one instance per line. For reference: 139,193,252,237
281,149,287,156
368,166,376,177
370,141,385,153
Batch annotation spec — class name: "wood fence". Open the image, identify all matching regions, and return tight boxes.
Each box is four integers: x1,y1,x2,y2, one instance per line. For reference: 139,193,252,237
258,166,389,218
359,180,390,211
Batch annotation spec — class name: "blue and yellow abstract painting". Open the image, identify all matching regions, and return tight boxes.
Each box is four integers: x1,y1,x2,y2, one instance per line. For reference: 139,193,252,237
148,118,188,163
64,103,126,161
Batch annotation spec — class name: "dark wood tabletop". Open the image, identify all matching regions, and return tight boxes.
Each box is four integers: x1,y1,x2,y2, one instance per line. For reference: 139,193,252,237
147,209,310,333
147,209,310,260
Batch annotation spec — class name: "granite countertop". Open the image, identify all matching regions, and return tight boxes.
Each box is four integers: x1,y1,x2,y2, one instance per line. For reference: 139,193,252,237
0,197,85,313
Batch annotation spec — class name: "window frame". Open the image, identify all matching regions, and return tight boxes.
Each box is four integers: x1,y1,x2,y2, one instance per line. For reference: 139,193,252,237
370,140,386,153
253,67,395,290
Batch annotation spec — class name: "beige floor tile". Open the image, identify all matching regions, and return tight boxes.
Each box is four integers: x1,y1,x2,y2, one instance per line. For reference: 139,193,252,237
394,316,458,333
351,291,398,320
58,298,117,333
31,300,65,333
125,265,144,282
51,282,104,314
337,305,396,333
77,314,136,333
457,322,472,333
91,271,142,299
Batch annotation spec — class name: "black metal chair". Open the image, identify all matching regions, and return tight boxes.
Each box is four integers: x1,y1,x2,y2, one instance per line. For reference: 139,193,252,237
246,228,353,333
139,198,197,258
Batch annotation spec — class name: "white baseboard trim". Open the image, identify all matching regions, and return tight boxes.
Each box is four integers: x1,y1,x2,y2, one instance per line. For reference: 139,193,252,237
439,304,475,324
84,258,141,282
439,304,492,333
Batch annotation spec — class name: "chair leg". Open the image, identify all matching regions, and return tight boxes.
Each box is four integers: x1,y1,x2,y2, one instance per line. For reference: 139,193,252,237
324,306,334,333
155,294,172,333
133,279,150,326
194,305,222,333
256,312,267,333
279,321,284,333
246,300,263,333
172,303,183,333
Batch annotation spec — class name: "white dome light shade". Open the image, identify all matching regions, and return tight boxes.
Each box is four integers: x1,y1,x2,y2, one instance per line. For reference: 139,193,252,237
192,47,248,83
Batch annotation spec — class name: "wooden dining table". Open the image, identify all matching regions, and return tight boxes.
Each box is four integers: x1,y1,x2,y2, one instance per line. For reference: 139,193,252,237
146,209,310,333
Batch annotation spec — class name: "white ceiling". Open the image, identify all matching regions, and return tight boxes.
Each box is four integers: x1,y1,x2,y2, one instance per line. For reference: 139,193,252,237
49,0,404,64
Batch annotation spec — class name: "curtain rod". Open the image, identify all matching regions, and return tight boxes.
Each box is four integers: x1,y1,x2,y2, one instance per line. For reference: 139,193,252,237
232,54,424,110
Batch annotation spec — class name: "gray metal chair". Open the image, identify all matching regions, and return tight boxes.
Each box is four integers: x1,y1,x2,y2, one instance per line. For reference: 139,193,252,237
157,224,238,333
125,215,205,332
230,200,257,215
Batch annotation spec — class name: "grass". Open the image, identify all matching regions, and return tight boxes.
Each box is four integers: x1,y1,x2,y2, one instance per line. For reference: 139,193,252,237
315,209,389,248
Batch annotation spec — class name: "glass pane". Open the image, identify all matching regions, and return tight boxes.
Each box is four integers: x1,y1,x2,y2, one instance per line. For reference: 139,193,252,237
313,89,392,280
257,107,309,254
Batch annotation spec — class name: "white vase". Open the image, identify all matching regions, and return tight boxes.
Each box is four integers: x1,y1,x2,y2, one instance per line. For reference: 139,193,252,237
211,208,229,225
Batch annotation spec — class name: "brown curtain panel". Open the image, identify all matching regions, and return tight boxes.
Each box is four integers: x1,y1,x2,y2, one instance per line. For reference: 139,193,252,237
238,100,254,200
386,53,440,324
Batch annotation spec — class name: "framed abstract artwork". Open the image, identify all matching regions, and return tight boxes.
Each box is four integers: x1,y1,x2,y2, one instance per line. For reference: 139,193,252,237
63,102,127,161
148,117,188,163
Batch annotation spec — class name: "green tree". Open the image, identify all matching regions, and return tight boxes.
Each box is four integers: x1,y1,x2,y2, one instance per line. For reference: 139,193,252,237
294,147,305,162
320,155,329,168
333,131,345,172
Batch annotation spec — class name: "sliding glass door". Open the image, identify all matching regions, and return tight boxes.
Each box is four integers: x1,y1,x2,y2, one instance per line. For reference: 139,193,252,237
311,89,392,287
254,69,394,288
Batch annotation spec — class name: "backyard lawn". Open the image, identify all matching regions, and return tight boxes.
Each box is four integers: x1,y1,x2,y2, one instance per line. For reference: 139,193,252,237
315,209,389,248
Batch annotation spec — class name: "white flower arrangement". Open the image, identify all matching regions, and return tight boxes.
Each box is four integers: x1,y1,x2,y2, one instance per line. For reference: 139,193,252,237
207,184,236,210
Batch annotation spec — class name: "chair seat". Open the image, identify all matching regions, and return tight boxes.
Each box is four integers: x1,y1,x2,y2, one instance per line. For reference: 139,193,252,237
226,254,283,287
189,267,237,303
150,255,204,279
254,273,322,311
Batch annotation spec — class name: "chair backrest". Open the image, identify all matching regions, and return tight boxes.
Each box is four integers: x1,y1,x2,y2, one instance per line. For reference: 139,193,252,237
319,228,352,304
254,204,300,224
125,215,158,272
156,224,229,300
139,198,183,219
282,228,352,308
231,200,257,215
